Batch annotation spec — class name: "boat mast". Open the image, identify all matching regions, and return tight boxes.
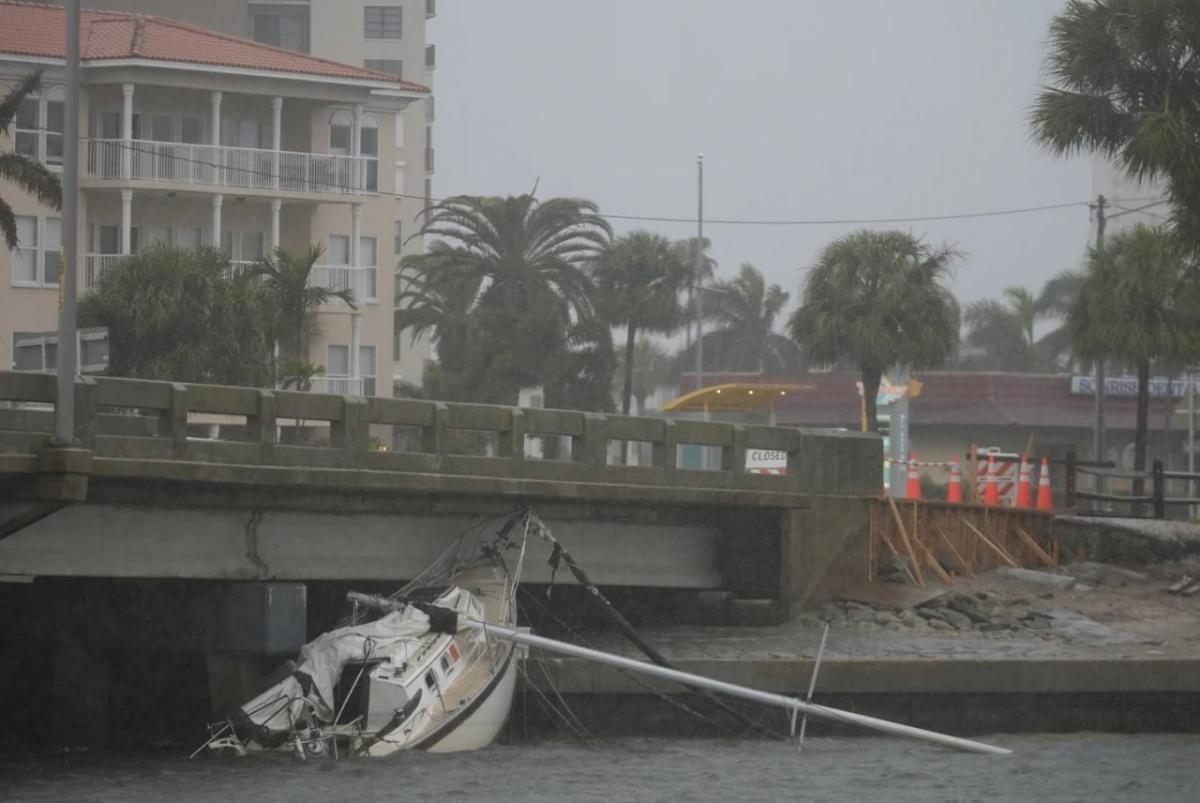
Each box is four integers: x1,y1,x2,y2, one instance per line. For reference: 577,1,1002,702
466,621,1011,756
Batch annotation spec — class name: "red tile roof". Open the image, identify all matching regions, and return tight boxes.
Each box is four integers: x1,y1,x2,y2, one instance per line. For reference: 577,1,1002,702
0,1,428,91
679,371,1177,431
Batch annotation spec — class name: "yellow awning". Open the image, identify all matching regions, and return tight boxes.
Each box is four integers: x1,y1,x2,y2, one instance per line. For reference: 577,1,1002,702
658,383,816,413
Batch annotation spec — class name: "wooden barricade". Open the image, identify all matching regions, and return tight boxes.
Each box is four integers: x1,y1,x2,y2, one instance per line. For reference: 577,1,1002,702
868,497,1058,585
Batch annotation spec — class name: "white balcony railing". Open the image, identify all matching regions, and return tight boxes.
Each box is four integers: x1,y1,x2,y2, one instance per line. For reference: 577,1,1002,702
82,253,124,291
309,265,377,303
84,139,376,196
308,376,365,396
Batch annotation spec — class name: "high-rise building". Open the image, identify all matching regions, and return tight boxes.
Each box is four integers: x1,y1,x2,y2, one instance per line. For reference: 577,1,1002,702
4,0,437,390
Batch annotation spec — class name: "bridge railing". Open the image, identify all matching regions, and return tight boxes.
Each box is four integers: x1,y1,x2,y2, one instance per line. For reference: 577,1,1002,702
0,372,880,495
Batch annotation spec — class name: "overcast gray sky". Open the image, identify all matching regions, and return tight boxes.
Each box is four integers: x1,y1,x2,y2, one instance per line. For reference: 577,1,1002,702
429,0,1096,308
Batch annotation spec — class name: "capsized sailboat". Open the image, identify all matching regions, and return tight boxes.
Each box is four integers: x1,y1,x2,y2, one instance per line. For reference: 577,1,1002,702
200,515,528,759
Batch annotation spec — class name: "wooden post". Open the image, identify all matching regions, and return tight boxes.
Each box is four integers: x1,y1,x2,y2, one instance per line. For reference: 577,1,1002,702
887,496,925,586
868,499,875,582
967,442,977,503
934,525,973,577
1014,525,1056,568
1152,459,1165,520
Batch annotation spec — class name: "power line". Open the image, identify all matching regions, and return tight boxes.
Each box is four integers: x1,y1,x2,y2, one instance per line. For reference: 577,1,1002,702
81,139,1107,227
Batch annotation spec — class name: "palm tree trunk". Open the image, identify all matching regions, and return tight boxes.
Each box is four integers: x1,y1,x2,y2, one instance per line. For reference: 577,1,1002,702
1132,358,1150,506
622,324,638,415
862,366,882,433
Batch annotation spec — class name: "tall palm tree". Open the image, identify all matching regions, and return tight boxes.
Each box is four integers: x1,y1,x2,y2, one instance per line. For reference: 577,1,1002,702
1031,0,1200,243
1068,224,1200,494
406,194,610,323
395,247,483,375
249,245,356,383
591,230,687,414
673,236,717,351
961,285,1040,371
614,336,674,414
789,230,960,432
702,263,803,373
1034,269,1086,369
1,71,61,248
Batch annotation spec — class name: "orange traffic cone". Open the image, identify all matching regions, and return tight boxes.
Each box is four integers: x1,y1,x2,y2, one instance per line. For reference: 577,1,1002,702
905,453,922,500
1015,455,1033,509
1036,457,1054,512
947,456,963,503
983,454,999,507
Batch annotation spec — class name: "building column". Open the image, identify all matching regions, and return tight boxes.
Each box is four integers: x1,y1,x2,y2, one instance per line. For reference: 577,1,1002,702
121,83,134,179
210,91,222,145
350,313,363,390
351,103,364,189
269,199,282,253
119,190,133,254
350,204,363,268
270,96,282,190
211,194,223,249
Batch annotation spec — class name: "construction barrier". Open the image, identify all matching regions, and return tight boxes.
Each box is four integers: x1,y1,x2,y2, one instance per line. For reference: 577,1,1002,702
885,449,1056,511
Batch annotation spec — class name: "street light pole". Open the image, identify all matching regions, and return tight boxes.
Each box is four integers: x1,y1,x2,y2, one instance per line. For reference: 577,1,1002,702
693,154,704,393
53,0,81,445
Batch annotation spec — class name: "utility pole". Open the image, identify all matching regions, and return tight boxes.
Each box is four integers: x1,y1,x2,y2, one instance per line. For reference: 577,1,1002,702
1092,194,1107,465
53,0,81,445
693,154,704,395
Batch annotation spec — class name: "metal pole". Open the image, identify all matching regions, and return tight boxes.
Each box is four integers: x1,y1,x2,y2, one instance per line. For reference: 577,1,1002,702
468,620,1011,756
1189,371,1196,520
53,0,81,445
693,154,704,393
1091,195,1107,509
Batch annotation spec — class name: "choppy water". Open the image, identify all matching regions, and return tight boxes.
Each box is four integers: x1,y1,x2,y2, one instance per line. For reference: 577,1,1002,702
2,735,1197,802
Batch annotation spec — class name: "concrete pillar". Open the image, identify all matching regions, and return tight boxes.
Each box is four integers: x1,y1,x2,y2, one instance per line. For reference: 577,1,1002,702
119,190,133,254
210,91,222,145
121,82,134,179
352,103,363,189
211,194,223,249
350,313,363,388
269,199,281,253
350,203,362,267
270,96,282,190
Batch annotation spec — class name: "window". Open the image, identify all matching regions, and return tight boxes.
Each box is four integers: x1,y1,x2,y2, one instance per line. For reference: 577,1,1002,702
222,119,264,149
96,224,140,255
328,234,350,265
15,95,64,166
425,44,436,69
394,221,403,254
10,216,61,287
145,226,173,248
361,115,379,191
43,218,61,286
329,111,352,155
359,237,377,267
326,344,350,377
360,345,376,396
176,227,204,252
394,112,405,149
252,11,309,52
364,6,402,39
426,96,434,122
12,216,37,284
365,59,404,79
150,114,175,143
180,116,204,145
240,230,265,262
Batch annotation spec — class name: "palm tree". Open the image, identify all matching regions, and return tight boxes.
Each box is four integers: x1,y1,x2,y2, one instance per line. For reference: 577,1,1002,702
1031,0,1200,243
79,245,273,385
673,236,717,352
1034,269,1086,369
1068,224,1200,495
615,337,674,414
249,245,356,384
789,230,961,432
1,71,62,248
591,230,687,414
395,243,484,374
961,285,1040,371
702,263,803,373
406,194,610,322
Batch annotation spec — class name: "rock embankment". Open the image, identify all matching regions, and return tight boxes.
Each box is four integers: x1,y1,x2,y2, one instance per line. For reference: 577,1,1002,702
820,590,1058,635
1054,516,1200,565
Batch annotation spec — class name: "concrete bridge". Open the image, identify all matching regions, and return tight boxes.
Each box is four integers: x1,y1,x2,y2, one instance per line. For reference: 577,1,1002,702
0,370,880,608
